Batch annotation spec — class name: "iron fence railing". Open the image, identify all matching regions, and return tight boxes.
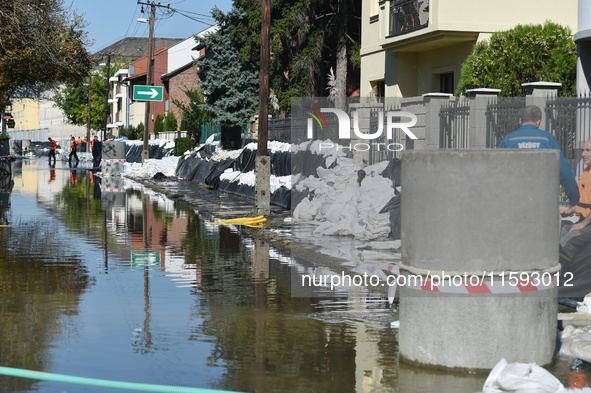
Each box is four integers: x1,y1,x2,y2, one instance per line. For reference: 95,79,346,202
269,117,292,143
368,103,405,165
545,94,591,176
439,98,470,149
486,96,525,148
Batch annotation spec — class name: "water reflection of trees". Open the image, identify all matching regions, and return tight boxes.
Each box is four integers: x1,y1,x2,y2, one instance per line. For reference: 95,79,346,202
0,217,92,392
179,212,360,393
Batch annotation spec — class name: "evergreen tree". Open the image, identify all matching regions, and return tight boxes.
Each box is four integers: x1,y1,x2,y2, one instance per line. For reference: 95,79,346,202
198,7,259,130
456,22,577,96
164,111,178,131
173,87,208,148
153,114,165,135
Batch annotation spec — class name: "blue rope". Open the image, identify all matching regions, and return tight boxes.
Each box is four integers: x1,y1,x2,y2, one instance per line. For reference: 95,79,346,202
0,366,243,393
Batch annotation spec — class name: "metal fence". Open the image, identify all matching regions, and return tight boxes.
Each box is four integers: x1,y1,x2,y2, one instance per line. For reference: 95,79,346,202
199,122,221,145
439,98,470,148
269,118,292,143
486,96,525,147
546,93,591,175
368,103,405,165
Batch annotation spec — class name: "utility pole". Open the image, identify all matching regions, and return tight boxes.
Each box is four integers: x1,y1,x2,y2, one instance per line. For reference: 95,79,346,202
141,1,155,163
255,0,271,216
102,55,111,142
137,1,170,163
87,75,92,152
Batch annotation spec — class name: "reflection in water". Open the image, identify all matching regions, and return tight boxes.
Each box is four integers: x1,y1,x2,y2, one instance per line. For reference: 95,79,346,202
0,159,518,393
0,204,93,392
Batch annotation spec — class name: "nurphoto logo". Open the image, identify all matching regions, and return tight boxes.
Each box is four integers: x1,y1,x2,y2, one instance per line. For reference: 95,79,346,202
296,98,418,153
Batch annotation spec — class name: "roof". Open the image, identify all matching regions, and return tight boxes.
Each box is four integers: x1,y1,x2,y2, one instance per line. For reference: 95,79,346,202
93,37,184,62
126,48,168,81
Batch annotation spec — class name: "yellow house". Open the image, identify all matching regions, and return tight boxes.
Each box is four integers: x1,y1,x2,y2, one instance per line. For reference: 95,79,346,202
360,0,578,98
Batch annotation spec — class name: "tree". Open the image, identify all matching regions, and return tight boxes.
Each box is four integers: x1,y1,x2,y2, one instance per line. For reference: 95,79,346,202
232,0,361,113
173,87,208,148
119,124,141,140
456,22,577,96
53,60,128,131
153,114,165,135
163,111,178,132
0,0,94,107
198,7,260,130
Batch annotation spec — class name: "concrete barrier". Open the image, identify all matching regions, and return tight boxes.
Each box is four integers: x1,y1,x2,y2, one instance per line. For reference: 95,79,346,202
399,149,559,371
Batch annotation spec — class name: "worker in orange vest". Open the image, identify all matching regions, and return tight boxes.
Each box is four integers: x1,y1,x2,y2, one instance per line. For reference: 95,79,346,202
48,137,57,165
69,136,79,166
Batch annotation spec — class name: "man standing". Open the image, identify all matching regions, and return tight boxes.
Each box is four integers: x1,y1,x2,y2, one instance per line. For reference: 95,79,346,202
560,139,591,262
91,135,102,169
498,105,580,205
48,137,56,165
69,136,79,166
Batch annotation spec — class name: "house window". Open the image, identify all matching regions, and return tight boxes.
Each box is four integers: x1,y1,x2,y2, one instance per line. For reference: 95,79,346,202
371,80,385,100
439,73,454,94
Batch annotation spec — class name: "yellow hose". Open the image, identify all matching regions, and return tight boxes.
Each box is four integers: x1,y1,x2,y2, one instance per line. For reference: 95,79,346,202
213,216,267,227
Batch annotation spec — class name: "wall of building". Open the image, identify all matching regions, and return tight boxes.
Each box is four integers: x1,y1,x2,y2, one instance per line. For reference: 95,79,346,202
167,66,201,131
147,49,170,133
39,97,87,140
12,98,40,131
361,0,578,98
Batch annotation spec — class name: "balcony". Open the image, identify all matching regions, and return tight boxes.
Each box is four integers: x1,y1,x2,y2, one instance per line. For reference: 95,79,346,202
389,0,429,37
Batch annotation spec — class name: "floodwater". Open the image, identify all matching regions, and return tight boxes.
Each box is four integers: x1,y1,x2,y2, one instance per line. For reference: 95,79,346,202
0,158,588,393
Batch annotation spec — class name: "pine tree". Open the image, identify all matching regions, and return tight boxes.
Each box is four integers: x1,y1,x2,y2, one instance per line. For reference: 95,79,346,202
198,7,259,130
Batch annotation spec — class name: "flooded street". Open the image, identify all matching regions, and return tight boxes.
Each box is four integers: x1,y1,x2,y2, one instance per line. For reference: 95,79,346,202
3,159,591,393
1,159,406,393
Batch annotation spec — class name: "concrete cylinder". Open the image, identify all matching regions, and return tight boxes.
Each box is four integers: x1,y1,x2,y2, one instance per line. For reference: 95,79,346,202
399,150,559,371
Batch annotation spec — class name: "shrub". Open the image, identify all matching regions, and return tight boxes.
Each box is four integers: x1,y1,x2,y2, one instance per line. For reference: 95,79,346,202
456,22,577,96
175,136,190,156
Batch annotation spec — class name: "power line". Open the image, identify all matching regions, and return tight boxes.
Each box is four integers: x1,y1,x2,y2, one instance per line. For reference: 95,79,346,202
171,8,215,20
171,9,215,25
124,3,141,38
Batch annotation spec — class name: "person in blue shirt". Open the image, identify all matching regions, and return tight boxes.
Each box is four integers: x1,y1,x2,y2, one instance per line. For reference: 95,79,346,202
497,105,580,205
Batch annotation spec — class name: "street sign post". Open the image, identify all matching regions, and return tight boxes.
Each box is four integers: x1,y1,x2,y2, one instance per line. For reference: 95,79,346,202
133,85,164,101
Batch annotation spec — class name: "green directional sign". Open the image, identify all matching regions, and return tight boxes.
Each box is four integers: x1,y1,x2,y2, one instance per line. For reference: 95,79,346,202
133,85,164,101
131,251,161,268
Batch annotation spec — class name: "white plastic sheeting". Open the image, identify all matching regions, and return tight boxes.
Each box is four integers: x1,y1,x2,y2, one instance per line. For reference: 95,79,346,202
482,358,591,393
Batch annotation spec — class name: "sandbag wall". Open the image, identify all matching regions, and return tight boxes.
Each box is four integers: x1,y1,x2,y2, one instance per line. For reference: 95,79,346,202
291,149,402,240
125,143,175,163
176,146,291,209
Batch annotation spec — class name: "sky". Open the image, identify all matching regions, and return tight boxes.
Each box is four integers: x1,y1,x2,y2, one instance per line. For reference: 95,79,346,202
67,0,234,54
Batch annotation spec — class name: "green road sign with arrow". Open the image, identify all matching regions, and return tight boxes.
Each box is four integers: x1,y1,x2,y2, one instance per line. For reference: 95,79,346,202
133,85,164,101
